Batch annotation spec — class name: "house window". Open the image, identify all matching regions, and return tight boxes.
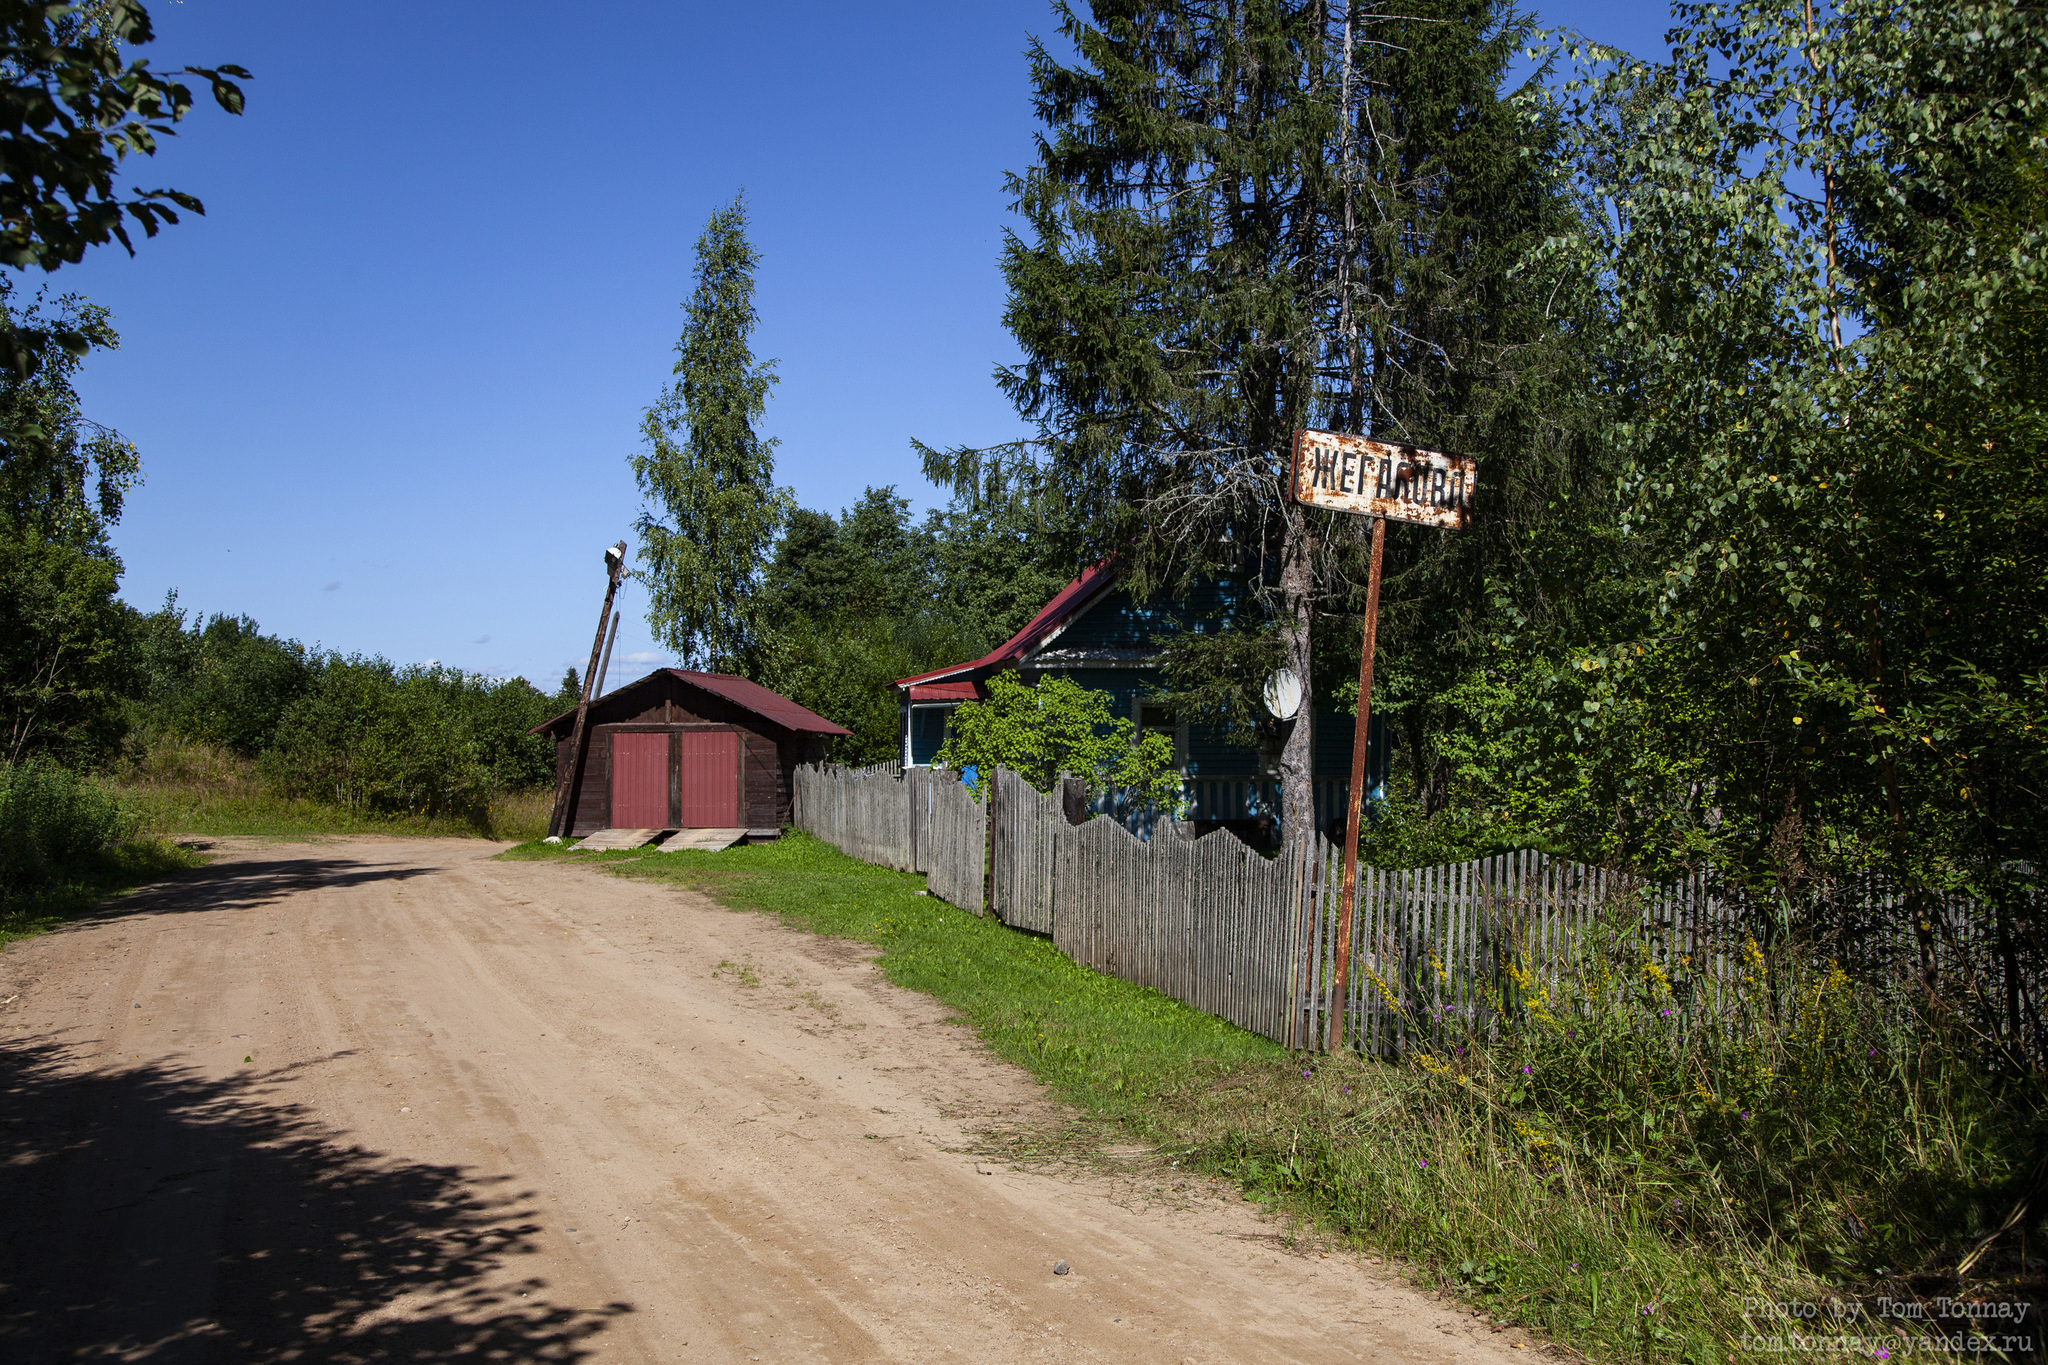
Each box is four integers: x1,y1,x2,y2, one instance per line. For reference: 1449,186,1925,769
906,704,955,766
1134,697,1186,772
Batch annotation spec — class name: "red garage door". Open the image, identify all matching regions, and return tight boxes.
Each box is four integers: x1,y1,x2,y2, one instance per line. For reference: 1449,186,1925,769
678,731,740,827
610,733,671,828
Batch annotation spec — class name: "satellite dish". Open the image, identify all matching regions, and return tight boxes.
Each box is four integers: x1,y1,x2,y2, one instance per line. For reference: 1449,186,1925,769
1262,668,1303,721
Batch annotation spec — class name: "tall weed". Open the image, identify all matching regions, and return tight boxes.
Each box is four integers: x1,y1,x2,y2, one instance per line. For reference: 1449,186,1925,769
0,758,136,894
1160,906,2043,1360
0,759,195,939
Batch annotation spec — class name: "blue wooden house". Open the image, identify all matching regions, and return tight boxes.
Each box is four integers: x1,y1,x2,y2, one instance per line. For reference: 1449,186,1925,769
894,561,1385,842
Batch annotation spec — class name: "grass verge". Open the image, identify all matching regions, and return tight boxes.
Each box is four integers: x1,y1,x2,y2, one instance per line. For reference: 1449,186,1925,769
501,832,2041,1365
121,781,551,842
0,837,208,944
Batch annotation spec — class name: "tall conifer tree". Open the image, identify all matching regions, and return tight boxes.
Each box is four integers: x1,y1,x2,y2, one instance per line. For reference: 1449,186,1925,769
634,194,791,672
925,0,1592,841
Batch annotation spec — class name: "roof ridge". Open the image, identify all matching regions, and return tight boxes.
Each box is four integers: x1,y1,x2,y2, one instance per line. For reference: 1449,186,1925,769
894,558,1122,690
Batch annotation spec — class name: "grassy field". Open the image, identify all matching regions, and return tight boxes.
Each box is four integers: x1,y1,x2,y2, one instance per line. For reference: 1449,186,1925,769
122,780,552,842
503,831,2040,1365
117,742,553,842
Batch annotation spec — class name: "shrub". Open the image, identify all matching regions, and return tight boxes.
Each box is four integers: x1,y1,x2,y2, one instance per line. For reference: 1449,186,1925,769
0,530,134,766
1456,911,2035,1281
262,660,558,822
1152,908,2038,1361
0,758,136,897
130,601,315,756
936,673,1183,811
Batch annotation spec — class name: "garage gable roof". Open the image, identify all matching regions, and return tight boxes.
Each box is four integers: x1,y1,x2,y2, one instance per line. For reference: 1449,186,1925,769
666,670,851,735
531,669,852,737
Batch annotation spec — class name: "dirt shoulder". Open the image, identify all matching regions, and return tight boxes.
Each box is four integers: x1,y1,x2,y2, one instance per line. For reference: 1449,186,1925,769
0,835,1539,1363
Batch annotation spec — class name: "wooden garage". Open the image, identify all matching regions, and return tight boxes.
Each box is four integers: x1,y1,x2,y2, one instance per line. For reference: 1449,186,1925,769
534,669,850,839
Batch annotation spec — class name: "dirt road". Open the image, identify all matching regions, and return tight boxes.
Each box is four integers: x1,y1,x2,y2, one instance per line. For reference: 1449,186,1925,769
0,837,1535,1364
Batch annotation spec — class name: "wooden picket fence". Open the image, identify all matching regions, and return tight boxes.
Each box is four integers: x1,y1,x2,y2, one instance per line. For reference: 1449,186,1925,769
791,761,912,872
1052,817,1311,1044
793,763,2041,1059
922,770,987,913
990,767,1058,933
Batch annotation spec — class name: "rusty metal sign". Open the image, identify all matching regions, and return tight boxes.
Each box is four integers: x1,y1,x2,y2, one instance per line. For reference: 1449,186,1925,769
1289,429,1477,530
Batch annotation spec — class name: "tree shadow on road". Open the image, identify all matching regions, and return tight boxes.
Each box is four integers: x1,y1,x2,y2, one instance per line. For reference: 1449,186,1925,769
0,1039,627,1363
68,854,440,922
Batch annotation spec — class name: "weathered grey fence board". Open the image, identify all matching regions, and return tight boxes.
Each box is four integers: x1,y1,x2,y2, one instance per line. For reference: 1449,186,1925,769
922,772,985,913
991,768,1057,933
792,761,911,872
796,762,2040,1060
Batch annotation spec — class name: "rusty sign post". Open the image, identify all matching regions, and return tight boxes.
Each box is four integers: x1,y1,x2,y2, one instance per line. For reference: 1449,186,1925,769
549,541,629,840
1289,430,1477,1051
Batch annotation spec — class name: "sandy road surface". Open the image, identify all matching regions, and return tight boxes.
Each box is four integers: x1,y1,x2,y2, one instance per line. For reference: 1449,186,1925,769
0,837,1538,1364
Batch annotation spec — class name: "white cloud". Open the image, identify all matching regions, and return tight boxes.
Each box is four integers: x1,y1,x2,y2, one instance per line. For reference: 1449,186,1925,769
624,651,665,664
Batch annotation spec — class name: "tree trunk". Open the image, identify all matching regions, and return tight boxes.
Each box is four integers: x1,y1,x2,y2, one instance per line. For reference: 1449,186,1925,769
1279,515,1315,846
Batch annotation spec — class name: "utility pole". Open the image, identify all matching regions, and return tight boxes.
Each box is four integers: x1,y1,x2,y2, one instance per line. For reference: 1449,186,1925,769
549,541,628,839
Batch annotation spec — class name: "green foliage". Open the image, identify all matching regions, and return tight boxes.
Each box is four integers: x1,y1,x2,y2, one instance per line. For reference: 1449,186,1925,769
761,487,929,628
1155,601,1284,752
260,659,557,822
1518,0,2048,889
1467,922,2026,1282
0,755,196,938
126,602,562,812
0,524,132,765
935,673,1183,812
0,756,134,895
922,0,1604,841
0,283,140,770
0,0,246,281
919,487,1078,652
130,595,314,756
112,604,565,835
121,736,553,842
758,616,958,768
752,483,1075,765
0,280,136,546
633,193,792,671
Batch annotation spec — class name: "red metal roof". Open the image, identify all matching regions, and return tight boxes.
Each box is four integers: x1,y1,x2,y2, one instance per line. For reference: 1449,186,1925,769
666,670,851,735
893,559,1120,692
905,680,980,703
531,669,852,736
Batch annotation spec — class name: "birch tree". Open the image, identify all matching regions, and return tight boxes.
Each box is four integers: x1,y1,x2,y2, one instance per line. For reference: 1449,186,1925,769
1534,0,2048,982
633,194,792,672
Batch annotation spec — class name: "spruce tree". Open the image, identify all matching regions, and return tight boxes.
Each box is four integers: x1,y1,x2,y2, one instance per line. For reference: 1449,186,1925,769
924,0,1594,841
633,194,791,672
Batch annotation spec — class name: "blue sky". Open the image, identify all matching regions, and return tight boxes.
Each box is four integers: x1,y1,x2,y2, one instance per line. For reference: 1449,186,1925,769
59,1,1673,690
